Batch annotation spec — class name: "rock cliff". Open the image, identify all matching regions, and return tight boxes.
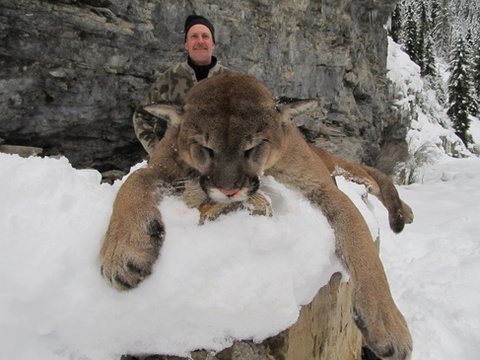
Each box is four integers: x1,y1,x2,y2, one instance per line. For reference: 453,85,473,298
0,0,404,174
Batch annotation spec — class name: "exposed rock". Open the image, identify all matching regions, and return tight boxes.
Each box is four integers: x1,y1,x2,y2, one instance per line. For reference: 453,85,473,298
0,0,405,174
0,144,43,157
101,169,126,184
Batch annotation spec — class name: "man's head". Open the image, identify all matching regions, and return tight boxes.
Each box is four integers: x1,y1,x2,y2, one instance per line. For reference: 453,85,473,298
184,15,216,66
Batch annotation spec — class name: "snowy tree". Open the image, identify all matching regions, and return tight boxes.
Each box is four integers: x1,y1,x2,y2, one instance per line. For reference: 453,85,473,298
397,1,437,76
419,3,437,76
389,2,403,43
422,36,437,77
447,38,475,144
465,29,475,50
431,0,453,57
465,34,480,116
404,4,421,65
473,44,480,106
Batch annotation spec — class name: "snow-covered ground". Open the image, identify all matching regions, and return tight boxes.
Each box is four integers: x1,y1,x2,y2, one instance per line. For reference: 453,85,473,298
1,39,479,360
378,156,480,360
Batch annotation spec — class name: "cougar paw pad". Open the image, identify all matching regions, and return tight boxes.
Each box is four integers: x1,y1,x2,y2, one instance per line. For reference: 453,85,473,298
126,260,152,278
103,258,155,291
113,273,139,291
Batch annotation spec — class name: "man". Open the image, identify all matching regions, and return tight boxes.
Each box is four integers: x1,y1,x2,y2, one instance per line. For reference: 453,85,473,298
133,15,235,154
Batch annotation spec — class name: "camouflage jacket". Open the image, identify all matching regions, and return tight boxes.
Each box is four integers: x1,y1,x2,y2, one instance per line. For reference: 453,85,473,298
133,59,234,154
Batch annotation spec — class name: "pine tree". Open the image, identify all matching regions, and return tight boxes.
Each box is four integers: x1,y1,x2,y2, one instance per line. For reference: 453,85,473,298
465,29,475,51
473,44,480,106
470,43,480,117
419,2,437,76
390,3,403,43
432,0,453,58
416,2,428,71
430,0,440,27
447,37,475,144
422,35,437,77
404,4,420,65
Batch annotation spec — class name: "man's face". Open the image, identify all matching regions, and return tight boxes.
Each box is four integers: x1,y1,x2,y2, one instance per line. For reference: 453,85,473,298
184,24,215,66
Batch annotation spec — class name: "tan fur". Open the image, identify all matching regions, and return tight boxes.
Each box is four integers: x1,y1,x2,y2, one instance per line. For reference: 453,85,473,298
309,145,414,233
100,74,412,360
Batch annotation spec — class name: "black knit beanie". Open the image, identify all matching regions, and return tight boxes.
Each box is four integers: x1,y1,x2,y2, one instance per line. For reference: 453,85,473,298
184,15,216,43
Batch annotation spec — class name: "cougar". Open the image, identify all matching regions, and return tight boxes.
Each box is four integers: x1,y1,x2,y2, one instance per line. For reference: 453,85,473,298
100,74,412,360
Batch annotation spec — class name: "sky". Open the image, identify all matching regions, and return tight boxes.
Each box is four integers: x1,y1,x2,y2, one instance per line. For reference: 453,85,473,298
0,39,479,360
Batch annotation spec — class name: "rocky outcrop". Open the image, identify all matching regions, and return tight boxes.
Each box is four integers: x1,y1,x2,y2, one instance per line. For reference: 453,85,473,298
0,0,403,174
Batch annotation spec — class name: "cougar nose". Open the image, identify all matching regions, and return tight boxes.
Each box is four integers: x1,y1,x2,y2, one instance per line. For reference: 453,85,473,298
218,188,240,197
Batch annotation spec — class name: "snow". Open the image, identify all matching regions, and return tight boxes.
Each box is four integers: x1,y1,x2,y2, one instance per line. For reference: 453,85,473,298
1,39,480,360
0,154,349,359
375,157,480,360
386,37,478,182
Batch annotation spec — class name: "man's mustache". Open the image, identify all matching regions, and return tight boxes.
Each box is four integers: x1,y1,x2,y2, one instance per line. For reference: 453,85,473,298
193,45,209,50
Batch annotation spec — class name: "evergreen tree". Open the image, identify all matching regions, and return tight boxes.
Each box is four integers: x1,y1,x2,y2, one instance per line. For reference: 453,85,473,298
416,3,428,71
473,43,480,106
432,0,453,58
404,4,420,65
390,3,403,43
419,2,437,76
447,38,475,144
422,35,437,77
465,29,475,51
430,0,440,28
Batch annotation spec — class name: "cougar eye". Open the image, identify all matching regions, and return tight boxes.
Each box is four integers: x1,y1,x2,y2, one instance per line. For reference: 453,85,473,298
244,140,266,159
191,142,214,164
200,144,214,159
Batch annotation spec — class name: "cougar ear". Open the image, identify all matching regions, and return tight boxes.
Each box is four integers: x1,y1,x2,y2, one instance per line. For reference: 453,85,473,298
142,103,184,127
275,97,318,124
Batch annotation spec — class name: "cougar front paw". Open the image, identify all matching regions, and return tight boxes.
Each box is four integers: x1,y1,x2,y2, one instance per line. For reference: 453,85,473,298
354,302,412,360
100,219,165,291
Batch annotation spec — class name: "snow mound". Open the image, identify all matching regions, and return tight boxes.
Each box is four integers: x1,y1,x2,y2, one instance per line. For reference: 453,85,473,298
1,153,377,360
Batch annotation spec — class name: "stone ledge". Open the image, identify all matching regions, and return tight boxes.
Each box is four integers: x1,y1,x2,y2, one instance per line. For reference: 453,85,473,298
0,145,43,158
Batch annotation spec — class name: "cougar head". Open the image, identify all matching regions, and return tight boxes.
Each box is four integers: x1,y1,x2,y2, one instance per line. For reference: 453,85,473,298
144,74,316,204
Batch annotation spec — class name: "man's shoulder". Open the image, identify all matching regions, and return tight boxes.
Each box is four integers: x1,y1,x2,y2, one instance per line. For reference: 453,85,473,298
211,62,236,75
163,61,194,78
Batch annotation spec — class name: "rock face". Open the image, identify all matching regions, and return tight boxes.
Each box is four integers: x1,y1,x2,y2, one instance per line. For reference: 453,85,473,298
0,0,404,174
